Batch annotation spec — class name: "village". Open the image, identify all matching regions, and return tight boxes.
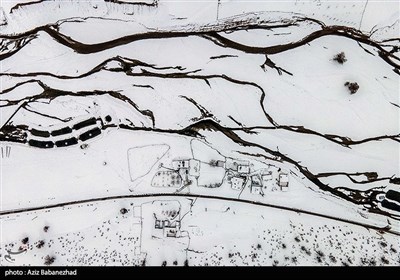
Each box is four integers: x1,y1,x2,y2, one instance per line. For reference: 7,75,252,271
151,155,289,197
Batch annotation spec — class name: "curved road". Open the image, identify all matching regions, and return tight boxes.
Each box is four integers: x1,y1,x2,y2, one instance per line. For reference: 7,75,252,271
1,192,398,236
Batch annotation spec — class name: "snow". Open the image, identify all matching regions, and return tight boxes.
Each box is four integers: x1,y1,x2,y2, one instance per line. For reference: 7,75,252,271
221,21,322,47
1,196,398,266
128,144,170,181
263,36,399,138
361,1,400,34
235,129,399,178
0,81,43,101
191,139,225,163
1,0,399,267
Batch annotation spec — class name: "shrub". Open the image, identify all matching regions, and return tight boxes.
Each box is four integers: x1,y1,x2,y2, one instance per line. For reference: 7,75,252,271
44,255,55,265
316,250,325,257
381,256,389,265
300,246,311,255
333,52,347,64
36,240,45,249
345,82,359,94
379,241,387,248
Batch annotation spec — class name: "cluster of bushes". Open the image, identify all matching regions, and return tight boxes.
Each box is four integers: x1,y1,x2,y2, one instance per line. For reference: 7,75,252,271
332,52,360,94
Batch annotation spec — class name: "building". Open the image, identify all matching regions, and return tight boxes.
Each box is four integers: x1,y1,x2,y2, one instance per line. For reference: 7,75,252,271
261,171,273,189
250,175,264,195
251,175,262,186
278,173,289,191
227,162,238,171
238,164,250,174
154,219,181,238
155,219,163,229
251,185,264,195
153,201,182,238
178,168,190,184
225,158,249,172
165,227,179,238
172,159,200,176
231,176,246,190
172,159,190,170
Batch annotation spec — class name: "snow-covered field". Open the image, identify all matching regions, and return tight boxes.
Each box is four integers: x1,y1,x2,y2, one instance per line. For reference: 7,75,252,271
1,196,399,266
0,0,399,266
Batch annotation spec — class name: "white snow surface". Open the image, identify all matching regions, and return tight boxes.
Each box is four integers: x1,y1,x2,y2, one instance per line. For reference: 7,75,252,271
0,0,399,267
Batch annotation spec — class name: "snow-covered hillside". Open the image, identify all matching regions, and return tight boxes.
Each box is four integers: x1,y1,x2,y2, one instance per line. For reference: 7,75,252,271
0,0,399,266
